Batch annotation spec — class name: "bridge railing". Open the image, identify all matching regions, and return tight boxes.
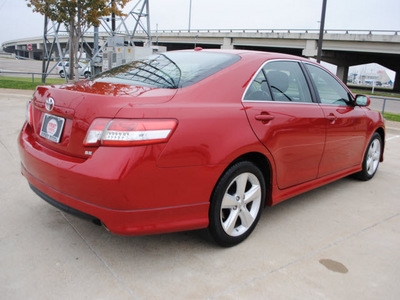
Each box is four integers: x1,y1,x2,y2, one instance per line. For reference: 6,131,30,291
151,29,400,35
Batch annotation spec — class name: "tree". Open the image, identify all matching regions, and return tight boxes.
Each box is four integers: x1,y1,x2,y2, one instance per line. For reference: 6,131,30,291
26,0,130,81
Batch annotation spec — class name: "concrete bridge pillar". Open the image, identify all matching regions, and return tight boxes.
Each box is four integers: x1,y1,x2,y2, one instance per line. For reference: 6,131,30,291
221,37,234,50
302,40,318,57
336,65,349,85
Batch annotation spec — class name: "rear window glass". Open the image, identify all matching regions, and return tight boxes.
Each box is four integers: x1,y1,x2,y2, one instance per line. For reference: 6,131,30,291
94,51,241,89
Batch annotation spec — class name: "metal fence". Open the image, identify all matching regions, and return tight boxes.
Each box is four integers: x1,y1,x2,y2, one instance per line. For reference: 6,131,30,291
370,96,400,114
0,70,60,83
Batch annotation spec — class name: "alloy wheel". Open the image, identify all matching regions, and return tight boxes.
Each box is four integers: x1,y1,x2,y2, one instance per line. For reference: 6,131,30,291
366,138,381,176
220,172,262,237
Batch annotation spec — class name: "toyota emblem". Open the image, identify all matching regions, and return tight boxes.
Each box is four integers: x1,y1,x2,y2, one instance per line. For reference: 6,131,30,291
45,97,55,112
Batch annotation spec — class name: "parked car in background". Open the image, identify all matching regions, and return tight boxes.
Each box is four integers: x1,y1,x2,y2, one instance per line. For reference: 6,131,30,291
55,61,91,78
19,49,385,246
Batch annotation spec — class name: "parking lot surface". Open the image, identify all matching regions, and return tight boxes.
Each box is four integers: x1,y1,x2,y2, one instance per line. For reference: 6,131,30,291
0,57,59,78
0,89,399,300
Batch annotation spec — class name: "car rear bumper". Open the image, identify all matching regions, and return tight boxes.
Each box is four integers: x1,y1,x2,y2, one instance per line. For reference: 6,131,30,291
29,183,102,225
22,164,209,235
18,123,212,235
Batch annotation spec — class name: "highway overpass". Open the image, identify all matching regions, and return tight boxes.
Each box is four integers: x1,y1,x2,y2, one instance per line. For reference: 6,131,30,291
2,29,400,90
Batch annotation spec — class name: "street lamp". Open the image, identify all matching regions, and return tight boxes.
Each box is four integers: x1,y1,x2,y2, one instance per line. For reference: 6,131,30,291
188,0,192,32
317,0,327,63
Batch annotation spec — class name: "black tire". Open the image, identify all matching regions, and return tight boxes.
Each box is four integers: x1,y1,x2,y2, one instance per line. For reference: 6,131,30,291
353,132,382,181
59,71,65,78
208,161,266,247
84,71,91,79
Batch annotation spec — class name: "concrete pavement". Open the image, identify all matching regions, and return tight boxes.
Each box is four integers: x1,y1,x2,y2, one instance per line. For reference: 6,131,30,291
0,88,399,300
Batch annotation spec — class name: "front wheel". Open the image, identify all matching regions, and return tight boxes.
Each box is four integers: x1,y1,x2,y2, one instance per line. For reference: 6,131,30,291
209,161,266,247
354,132,382,181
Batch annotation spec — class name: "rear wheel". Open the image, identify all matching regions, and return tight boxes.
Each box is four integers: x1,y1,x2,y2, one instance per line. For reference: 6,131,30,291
354,132,382,181
209,161,265,247
59,71,65,78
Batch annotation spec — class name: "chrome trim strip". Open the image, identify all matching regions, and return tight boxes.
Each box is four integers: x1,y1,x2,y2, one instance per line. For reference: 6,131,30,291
242,100,319,105
242,99,351,108
317,103,352,107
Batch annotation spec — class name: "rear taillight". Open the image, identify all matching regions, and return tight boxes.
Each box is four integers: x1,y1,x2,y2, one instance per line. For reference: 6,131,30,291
84,119,178,147
25,99,33,127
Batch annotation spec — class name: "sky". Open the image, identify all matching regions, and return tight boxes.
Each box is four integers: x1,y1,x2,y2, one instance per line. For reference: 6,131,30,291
1,0,399,44
0,0,398,79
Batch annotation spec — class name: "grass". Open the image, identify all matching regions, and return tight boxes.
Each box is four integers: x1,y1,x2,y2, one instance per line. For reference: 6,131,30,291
0,76,65,90
383,112,400,122
349,87,400,99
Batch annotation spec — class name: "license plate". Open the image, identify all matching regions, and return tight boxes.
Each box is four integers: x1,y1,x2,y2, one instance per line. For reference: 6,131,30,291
40,113,65,143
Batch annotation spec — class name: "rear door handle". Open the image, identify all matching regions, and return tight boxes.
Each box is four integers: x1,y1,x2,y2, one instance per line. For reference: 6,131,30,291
255,114,275,121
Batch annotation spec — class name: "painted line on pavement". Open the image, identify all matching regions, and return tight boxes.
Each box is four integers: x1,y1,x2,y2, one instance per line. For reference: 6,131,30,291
387,135,400,141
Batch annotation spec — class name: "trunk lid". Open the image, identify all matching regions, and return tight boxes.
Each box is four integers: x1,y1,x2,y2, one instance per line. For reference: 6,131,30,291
31,81,176,158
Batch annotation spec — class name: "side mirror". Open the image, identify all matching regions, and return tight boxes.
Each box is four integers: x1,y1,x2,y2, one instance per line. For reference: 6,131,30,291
355,94,370,107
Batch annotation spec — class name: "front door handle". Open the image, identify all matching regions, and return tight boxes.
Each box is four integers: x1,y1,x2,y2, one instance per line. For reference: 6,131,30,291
255,114,275,122
325,114,337,122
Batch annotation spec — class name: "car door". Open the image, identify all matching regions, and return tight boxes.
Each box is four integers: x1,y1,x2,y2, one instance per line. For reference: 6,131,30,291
243,60,326,189
304,63,369,177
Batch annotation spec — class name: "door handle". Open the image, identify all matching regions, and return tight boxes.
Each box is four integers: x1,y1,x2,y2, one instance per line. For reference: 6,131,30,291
255,114,275,122
325,114,337,122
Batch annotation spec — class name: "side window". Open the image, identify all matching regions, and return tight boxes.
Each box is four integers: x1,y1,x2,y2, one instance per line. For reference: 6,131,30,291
243,70,272,101
306,64,352,106
264,61,312,103
244,61,312,103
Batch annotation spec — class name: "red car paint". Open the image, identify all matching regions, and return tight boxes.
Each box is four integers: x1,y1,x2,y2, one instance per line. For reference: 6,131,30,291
18,50,385,236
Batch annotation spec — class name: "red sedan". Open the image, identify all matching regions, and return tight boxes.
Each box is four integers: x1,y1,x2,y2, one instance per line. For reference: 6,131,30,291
18,49,385,246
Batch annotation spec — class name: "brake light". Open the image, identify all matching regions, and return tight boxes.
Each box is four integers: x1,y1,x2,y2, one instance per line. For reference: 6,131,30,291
84,119,178,146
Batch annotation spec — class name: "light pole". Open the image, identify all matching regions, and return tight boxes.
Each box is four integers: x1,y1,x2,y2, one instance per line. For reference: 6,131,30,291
317,0,327,63
188,0,192,32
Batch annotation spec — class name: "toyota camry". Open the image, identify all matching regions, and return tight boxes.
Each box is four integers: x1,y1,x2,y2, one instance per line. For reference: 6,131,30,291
18,49,385,246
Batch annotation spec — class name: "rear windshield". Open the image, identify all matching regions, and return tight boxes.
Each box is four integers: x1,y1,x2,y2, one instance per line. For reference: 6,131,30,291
94,51,241,89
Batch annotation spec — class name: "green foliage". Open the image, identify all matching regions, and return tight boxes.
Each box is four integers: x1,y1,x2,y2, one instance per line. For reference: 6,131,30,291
26,0,130,28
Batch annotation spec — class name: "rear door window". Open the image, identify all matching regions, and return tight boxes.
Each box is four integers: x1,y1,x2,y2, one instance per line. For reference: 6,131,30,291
244,61,312,103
